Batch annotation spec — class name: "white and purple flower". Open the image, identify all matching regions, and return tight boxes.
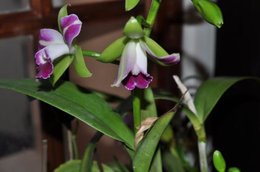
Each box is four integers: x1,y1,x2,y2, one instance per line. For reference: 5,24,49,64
100,17,180,91
35,14,82,79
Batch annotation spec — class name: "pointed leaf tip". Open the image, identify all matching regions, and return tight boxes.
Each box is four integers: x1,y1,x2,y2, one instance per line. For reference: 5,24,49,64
125,0,140,11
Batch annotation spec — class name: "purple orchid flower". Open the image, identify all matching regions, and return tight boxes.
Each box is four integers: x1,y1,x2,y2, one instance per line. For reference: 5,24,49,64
35,14,82,79
112,40,180,91
105,17,180,91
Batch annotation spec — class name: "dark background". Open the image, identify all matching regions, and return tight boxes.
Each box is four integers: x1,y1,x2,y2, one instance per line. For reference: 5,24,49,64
209,0,260,171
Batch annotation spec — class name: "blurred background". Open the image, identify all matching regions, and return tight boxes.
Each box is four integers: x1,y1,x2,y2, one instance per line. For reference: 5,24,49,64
0,0,259,171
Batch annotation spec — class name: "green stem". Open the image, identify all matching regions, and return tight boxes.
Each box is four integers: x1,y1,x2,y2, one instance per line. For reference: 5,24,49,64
144,0,161,36
198,141,208,172
132,89,142,134
71,134,79,159
196,125,208,172
80,132,103,172
82,50,101,58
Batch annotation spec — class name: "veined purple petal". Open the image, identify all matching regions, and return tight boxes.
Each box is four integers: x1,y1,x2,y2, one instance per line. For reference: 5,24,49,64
61,14,82,46
112,41,137,87
141,42,180,65
36,60,54,79
39,29,64,47
122,73,153,91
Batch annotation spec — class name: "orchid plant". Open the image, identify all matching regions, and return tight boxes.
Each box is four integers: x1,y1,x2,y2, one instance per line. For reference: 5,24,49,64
0,0,255,172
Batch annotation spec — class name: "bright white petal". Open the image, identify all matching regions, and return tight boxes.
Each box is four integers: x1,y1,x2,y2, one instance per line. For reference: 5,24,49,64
44,44,70,61
133,42,148,75
112,41,136,87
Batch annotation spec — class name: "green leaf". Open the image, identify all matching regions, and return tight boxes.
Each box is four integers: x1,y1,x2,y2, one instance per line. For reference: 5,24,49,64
194,77,260,122
58,5,68,32
142,88,163,172
133,111,176,172
228,167,241,172
125,0,140,11
98,37,127,63
54,160,81,172
123,17,144,39
73,45,92,77
213,150,226,172
192,0,223,28
0,79,134,149
163,151,185,172
51,55,74,86
92,162,114,172
54,160,114,172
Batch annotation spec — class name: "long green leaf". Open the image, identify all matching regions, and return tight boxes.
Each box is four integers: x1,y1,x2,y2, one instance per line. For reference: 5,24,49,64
133,111,175,172
194,77,259,122
142,88,163,172
0,79,134,149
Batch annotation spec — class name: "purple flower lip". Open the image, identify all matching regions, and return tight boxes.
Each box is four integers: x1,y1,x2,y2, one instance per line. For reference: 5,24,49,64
112,40,180,91
122,73,153,91
35,14,82,79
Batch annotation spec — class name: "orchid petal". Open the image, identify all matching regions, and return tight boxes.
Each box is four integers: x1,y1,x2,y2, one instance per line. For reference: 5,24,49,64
112,41,136,87
98,36,127,63
35,44,69,66
133,42,148,75
36,61,54,79
141,37,180,66
39,29,64,47
61,14,82,46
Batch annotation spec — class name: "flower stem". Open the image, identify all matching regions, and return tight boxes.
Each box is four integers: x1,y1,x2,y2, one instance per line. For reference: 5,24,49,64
80,132,103,172
144,0,161,36
196,125,208,172
71,133,79,159
132,89,142,134
82,50,101,58
198,140,209,172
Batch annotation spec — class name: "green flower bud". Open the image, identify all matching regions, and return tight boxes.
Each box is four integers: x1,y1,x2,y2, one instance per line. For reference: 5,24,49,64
213,150,226,172
193,0,223,28
123,17,144,39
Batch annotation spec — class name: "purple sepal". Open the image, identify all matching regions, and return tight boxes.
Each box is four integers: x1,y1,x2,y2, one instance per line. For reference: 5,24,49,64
35,60,54,79
122,73,153,91
60,14,82,46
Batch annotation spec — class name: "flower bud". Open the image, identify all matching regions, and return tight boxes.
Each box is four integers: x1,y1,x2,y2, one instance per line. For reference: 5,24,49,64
193,0,223,28
213,150,226,172
123,17,144,39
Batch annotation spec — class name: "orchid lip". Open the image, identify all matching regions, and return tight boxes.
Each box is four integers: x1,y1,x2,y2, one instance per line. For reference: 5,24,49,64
122,73,153,91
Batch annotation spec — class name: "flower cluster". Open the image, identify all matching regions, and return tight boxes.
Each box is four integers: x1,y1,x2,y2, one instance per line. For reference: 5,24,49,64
35,11,180,91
